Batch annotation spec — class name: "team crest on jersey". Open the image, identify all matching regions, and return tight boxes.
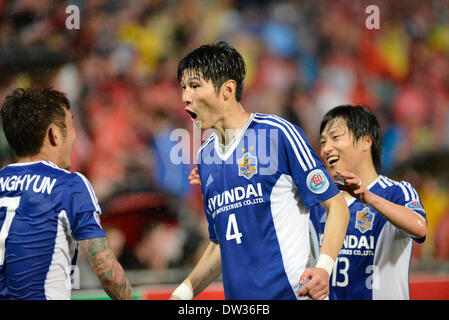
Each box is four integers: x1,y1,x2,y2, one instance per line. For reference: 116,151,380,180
306,169,329,194
355,206,375,233
238,152,258,179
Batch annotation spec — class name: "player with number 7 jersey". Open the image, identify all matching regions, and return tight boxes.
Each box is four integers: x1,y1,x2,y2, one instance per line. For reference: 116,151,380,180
0,161,106,299
0,87,132,300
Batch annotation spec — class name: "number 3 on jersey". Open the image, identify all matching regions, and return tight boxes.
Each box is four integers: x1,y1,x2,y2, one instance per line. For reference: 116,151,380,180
226,213,242,244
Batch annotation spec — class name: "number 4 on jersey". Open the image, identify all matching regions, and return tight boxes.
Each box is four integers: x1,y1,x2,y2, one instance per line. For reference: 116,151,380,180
226,213,242,244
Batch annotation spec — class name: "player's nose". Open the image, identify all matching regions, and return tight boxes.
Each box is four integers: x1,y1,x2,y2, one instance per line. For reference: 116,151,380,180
182,90,192,107
320,140,333,157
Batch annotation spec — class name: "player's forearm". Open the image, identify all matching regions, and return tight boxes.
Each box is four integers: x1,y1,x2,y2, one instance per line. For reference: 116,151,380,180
183,241,222,297
366,192,426,238
97,260,133,300
79,238,133,300
320,193,349,261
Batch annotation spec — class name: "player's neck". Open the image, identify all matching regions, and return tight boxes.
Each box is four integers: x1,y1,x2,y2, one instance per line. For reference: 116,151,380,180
341,162,378,202
17,154,48,165
355,163,379,188
214,104,250,145
17,149,60,168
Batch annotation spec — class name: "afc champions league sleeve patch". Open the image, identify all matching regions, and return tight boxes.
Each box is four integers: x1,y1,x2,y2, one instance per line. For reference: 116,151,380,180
405,200,425,212
306,169,330,194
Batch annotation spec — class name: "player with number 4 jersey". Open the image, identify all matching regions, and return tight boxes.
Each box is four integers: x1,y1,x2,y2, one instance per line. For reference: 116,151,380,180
198,112,343,299
170,42,349,301
310,105,427,300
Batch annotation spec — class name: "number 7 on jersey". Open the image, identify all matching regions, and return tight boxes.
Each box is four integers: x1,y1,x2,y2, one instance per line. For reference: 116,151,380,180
0,197,21,265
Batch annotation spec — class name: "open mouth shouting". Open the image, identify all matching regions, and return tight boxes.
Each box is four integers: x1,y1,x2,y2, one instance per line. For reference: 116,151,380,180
326,155,340,168
185,108,197,120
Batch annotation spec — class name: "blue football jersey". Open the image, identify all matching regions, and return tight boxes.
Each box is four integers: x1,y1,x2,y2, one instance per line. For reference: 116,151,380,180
0,161,106,300
310,175,426,300
197,113,339,300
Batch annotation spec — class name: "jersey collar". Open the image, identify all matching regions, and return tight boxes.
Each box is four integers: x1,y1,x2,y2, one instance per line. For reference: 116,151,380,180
214,113,255,161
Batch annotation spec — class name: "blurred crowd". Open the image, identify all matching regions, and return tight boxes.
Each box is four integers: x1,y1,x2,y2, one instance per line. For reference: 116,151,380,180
0,0,449,273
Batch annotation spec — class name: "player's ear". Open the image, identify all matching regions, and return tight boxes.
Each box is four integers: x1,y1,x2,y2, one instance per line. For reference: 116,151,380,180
362,135,372,153
47,125,59,147
221,79,237,101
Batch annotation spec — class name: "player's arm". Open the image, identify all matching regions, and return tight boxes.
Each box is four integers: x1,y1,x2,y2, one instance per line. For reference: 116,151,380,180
369,194,426,238
336,169,426,238
79,237,133,300
170,241,221,300
173,165,220,299
318,192,350,263
299,192,349,300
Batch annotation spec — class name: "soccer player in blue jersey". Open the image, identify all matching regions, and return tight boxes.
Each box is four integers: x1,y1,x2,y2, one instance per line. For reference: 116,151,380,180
170,41,349,300
310,105,427,299
0,88,133,300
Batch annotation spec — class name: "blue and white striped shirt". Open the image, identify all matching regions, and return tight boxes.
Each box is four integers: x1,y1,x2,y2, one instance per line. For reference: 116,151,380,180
310,175,426,300
0,161,105,300
197,113,339,299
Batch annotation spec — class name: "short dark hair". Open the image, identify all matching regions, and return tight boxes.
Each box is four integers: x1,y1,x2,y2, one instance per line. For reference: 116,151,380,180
319,105,383,172
177,41,247,101
1,87,70,157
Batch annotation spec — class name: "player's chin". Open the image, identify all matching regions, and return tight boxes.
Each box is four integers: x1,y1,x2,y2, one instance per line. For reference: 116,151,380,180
325,167,337,179
329,165,343,178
